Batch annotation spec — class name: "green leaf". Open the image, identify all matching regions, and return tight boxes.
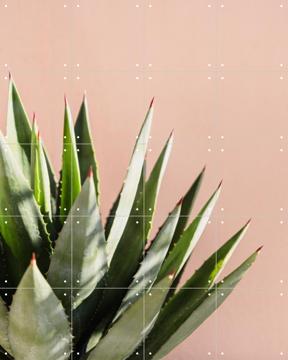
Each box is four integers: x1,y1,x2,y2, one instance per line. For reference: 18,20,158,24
141,248,260,360
170,166,205,247
85,132,174,351
106,101,153,263
6,77,31,181
30,121,52,220
0,297,11,355
84,165,146,351
60,97,81,221
158,182,222,280
0,132,51,284
8,258,72,360
48,171,107,311
75,95,100,203
87,275,175,360
107,132,174,289
115,200,181,320
6,79,57,208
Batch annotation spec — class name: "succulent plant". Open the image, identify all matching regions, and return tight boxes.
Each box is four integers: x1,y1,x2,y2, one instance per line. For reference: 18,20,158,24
0,78,260,360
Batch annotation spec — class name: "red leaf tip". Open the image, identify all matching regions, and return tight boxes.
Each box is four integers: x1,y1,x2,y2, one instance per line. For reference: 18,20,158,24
217,179,223,189
8,71,11,80
246,218,252,226
37,130,40,141
31,253,36,265
176,197,184,206
88,166,93,178
64,94,67,106
149,97,155,109
256,245,263,253
202,164,206,173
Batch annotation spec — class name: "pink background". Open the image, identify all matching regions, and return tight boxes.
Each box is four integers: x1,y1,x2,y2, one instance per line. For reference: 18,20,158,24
0,1,288,359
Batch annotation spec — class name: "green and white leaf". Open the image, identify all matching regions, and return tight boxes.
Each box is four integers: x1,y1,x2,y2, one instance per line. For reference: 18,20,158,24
87,275,174,360
8,261,72,360
115,201,181,319
171,166,205,247
106,104,153,263
30,122,52,219
0,132,51,284
158,183,221,280
48,174,107,310
141,249,259,360
6,78,31,181
60,98,81,221
107,132,174,291
75,95,100,201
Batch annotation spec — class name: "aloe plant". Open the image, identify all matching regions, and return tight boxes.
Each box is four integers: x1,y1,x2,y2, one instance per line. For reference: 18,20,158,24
0,78,260,360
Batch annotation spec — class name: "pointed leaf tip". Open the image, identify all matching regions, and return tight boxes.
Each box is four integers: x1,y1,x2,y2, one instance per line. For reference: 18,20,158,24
176,197,184,206
202,164,206,173
256,245,263,253
218,179,223,189
246,218,252,226
31,252,36,265
88,166,93,178
64,94,67,106
8,71,11,80
37,130,40,141
149,97,155,109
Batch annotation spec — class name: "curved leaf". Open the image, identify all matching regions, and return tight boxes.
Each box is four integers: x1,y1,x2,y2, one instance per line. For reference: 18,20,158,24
30,121,52,219
48,172,107,311
106,101,153,263
115,200,181,320
0,132,51,284
6,78,57,210
75,95,100,202
60,97,81,221
170,166,205,247
87,274,174,360
141,248,260,360
158,182,221,280
8,258,72,360
6,77,31,181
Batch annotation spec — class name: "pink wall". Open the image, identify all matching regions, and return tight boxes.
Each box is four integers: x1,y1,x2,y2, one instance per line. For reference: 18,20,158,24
0,1,288,358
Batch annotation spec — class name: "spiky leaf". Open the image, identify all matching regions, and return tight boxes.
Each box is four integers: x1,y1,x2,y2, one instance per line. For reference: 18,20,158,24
87,275,174,360
8,259,72,360
106,102,153,263
115,200,181,319
6,79,57,210
170,166,205,247
48,172,107,311
30,122,52,219
75,95,100,201
0,133,51,284
139,249,259,360
158,183,221,280
60,98,81,221
6,78,31,181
